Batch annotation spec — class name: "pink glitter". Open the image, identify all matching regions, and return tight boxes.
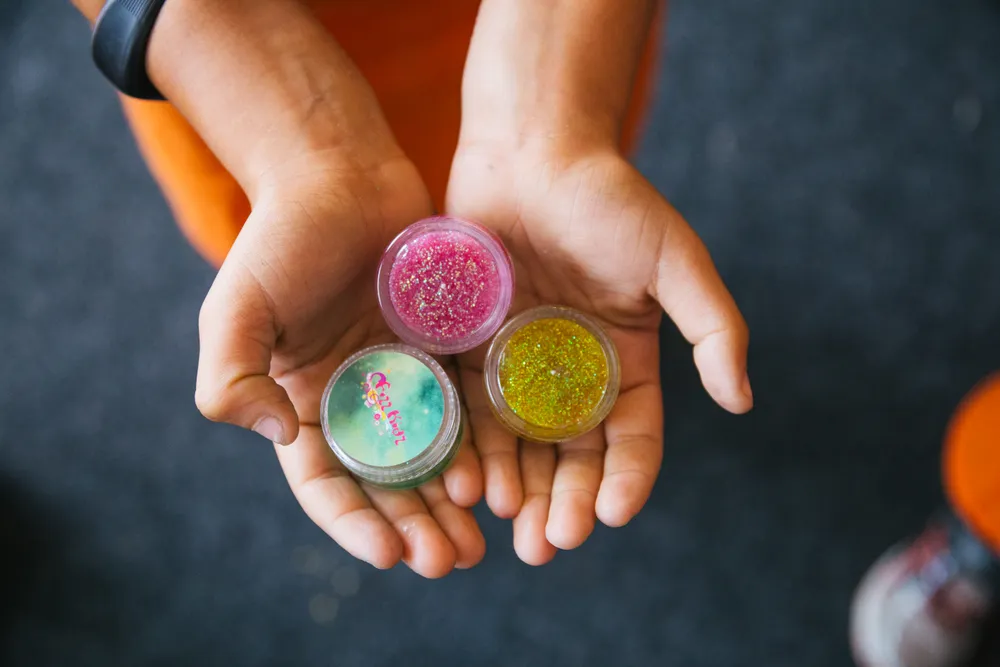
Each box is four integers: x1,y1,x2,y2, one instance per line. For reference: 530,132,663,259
388,230,501,342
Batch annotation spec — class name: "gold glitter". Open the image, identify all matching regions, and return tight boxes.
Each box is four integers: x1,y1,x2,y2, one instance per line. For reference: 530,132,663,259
498,318,609,429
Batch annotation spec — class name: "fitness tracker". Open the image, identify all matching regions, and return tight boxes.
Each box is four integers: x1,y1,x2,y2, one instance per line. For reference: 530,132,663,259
91,0,168,100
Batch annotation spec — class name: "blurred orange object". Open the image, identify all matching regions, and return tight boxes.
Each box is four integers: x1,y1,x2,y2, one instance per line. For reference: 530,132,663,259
944,373,1000,555
119,1,662,267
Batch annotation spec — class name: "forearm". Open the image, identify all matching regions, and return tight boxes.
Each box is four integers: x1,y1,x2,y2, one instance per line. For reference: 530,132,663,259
72,0,400,198
460,0,658,153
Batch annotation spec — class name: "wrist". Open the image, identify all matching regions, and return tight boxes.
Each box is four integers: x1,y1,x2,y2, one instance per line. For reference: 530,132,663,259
458,98,620,162
253,151,430,247
455,113,620,180
457,0,655,162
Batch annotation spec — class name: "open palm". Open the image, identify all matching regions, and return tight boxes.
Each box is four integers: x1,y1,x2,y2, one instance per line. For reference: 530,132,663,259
195,159,485,577
446,148,752,564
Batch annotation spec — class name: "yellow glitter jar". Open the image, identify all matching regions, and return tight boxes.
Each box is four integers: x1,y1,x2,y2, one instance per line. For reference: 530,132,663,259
483,306,620,442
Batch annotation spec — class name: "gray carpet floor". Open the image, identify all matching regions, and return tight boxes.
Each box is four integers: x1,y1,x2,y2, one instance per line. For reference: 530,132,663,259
2,1,1000,665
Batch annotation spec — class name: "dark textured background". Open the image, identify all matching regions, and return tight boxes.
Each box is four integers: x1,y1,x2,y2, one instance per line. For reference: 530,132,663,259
2,1,999,665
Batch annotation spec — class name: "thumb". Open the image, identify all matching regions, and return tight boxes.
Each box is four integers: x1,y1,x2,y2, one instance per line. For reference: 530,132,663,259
649,202,752,414
194,265,299,445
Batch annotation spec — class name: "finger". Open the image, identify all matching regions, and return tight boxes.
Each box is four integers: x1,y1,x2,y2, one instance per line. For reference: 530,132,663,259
596,382,664,527
648,202,752,414
546,430,605,550
442,429,483,509
459,362,522,518
512,443,557,566
275,425,402,569
361,482,457,579
196,264,298,444
418,478,486,569
441,366,483,508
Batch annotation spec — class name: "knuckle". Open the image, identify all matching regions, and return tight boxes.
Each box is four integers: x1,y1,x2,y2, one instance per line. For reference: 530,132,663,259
734,313,750,343
194,382,231,422
197,293,220,332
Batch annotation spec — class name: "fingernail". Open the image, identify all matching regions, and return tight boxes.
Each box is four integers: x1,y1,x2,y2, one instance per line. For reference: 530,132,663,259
253,416,286,444
741,373,754,403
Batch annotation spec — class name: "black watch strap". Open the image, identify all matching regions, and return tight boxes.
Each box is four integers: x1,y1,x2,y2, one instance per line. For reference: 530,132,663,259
91,0,168,101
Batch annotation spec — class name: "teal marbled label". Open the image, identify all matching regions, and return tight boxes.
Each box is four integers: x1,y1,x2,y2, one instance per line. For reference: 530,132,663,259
325,351,445,467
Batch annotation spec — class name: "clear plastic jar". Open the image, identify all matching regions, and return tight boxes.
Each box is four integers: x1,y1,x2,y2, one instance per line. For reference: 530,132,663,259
321,344,463,489
483,305,620,443
376,216,514,355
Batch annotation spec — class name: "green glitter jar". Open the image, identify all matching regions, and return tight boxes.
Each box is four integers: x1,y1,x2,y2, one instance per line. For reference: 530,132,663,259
321,344,463,489
483,306,620,442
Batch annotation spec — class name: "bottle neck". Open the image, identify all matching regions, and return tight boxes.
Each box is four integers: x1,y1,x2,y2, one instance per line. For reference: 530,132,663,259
947,510,1000,595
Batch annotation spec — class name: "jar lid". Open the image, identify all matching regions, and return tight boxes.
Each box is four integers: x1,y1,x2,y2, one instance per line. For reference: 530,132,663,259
944,372,1000,555
321,344,461,488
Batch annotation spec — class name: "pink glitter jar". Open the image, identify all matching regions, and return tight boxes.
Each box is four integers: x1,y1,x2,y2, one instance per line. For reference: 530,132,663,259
376,216,514,355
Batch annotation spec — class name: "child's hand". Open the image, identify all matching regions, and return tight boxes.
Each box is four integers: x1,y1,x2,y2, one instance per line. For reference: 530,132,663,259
88,0,491,578
195,156,485,577
446,145,751,564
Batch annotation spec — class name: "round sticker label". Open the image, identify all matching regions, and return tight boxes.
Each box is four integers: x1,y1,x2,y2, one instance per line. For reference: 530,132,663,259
325,350,445,467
